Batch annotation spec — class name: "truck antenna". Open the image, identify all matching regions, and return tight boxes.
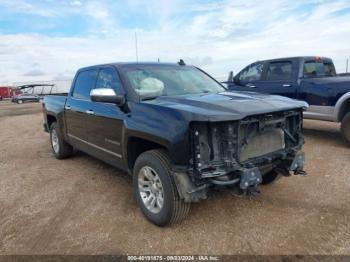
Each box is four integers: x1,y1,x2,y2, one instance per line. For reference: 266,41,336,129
135,31,139,63
178,59,186,66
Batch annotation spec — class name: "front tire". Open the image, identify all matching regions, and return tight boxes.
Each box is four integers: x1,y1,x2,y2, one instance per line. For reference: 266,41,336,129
341,112,350,146
133,149,190,226
17,100,23,104
49,122,73,159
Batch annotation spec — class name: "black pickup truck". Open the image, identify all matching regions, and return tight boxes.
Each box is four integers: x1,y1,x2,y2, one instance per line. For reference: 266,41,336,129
43,62,307,226
226,56,350,145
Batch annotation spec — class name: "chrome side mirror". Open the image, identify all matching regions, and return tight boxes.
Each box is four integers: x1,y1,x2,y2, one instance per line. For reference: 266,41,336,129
90,88,125,105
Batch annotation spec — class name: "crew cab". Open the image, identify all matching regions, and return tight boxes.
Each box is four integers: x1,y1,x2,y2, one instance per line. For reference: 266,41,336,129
226,56,350,145
43,62,307,226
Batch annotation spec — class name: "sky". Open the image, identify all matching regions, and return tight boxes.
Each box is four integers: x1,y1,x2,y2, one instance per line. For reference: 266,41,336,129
0,0,350,85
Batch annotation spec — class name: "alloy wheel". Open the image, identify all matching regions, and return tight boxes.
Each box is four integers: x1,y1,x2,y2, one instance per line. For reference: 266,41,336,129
51,129,60,154
138,166,164,214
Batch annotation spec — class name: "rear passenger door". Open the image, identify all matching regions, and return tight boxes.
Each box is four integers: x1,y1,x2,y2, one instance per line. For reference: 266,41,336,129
256,61,298,99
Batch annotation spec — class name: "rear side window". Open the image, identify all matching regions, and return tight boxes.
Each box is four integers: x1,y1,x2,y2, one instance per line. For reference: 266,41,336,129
95,68,123,95
72,69,98,100
266,61,292,80
238,63,264,82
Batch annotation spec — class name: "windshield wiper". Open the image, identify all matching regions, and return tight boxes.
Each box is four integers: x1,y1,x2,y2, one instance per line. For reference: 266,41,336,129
141,96,159,101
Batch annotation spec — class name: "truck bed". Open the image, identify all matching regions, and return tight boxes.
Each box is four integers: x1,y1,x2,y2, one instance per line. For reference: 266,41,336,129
43,95,67,119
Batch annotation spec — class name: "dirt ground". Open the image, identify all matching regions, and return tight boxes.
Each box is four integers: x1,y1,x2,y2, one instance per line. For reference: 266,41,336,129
0,100,349,255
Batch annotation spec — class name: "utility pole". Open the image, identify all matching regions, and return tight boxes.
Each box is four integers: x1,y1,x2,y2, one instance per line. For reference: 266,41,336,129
134,32,139,62
346,58,349,73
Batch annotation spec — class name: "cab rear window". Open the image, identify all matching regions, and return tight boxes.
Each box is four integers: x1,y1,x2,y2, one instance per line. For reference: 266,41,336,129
304,61,336,77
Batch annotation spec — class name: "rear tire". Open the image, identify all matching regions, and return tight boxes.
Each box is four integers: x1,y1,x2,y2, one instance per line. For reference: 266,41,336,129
261,170,280,185
341,112,350,146
49,122,73,159
133,149,190,226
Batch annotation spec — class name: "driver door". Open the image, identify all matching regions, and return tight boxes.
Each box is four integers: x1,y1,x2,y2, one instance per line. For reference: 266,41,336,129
230,62,265,92
87,66,126,168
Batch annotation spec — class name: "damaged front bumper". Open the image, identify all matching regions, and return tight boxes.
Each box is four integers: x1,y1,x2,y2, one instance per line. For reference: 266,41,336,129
173,151,307,202
173,110,307,202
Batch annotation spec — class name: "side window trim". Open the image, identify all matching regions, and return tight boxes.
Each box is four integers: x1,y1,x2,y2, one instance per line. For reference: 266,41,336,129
70,68,98,101
238,62,264,82
238,65,252,81
94,66,124,95
236,65,249,82
260,61,268,81
70,69,83,97
265,61,293,81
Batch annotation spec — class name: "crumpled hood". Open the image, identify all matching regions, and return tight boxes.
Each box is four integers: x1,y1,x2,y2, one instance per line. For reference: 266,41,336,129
144,91,307,121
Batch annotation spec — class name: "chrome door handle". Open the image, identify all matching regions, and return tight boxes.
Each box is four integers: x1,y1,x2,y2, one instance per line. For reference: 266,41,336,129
282,84,292,87
86,110,95,115
65,105,71,110
246,84,256,88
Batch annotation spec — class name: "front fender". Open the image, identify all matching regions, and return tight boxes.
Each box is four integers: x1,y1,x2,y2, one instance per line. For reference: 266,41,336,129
123,104,190,165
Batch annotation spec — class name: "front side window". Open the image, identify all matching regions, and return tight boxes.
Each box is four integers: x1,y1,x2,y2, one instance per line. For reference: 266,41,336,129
72,69,98,100
238,63,264,82
304,61,336,77
95,68,122,95
124,66,225,99
266,61,292,80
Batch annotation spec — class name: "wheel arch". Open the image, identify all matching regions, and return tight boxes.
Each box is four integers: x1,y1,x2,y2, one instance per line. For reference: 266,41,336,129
127,136,168,171
336,93,350,122
46,114,57,128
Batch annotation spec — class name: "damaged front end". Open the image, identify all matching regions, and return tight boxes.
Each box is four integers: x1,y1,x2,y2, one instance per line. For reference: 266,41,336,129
173,109,307,202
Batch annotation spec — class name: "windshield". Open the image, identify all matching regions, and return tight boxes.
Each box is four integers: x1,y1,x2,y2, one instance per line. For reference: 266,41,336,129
304,60,336,78
124,66,225,99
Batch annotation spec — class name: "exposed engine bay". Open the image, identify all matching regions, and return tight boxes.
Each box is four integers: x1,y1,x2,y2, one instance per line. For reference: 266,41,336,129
174,109,307,202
